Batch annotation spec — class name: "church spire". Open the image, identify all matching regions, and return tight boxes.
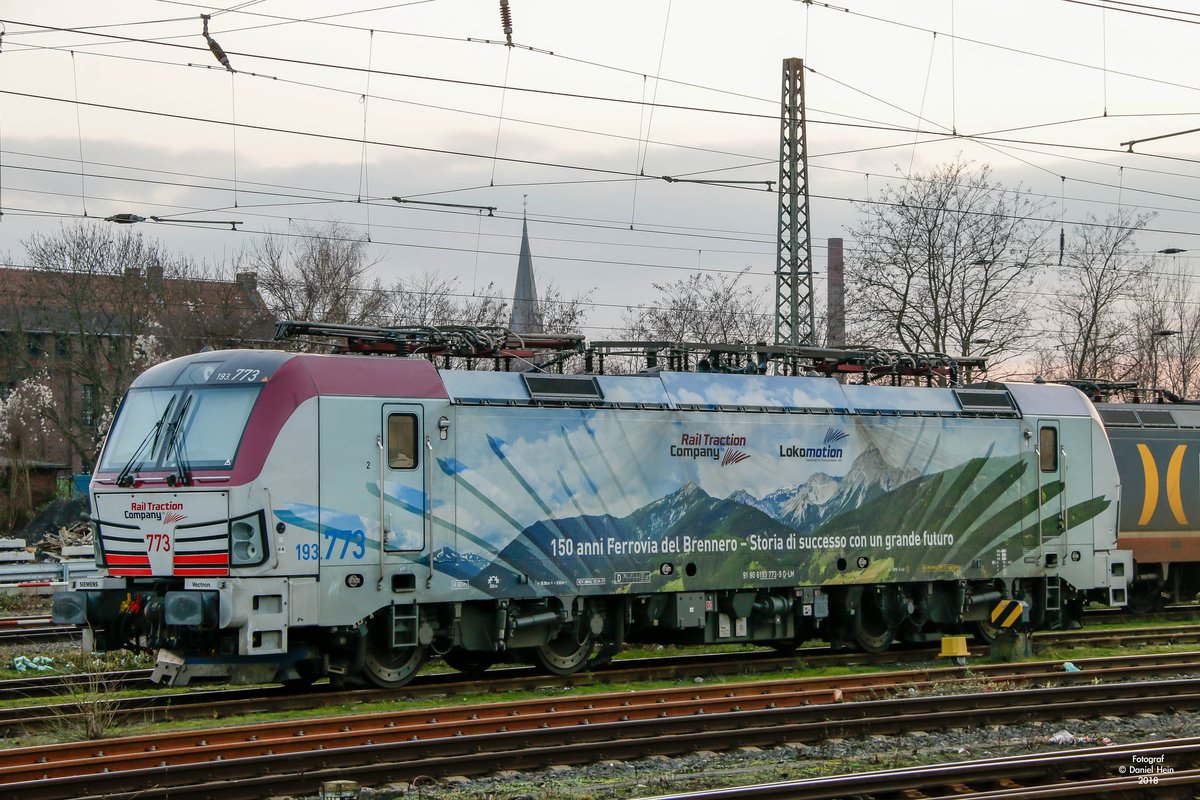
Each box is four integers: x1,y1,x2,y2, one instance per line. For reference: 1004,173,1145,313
509,201,544,333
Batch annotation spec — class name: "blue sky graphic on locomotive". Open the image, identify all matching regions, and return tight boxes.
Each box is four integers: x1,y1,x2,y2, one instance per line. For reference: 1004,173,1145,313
275,374,1111,597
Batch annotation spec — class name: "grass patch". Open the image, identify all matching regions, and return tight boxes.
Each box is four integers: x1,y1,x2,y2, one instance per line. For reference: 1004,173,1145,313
0,594,53,615
0,647,151,684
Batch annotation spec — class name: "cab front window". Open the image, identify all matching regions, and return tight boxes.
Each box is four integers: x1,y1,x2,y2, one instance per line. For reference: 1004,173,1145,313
100,385,261,472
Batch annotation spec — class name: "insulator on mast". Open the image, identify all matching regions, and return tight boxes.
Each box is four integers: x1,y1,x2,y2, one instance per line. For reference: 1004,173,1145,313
499,0,514,46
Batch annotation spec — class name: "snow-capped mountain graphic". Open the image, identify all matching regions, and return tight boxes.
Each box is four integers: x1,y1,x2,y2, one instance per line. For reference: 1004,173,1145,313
479,481,795,587
726,446,917,530
432,546,492,579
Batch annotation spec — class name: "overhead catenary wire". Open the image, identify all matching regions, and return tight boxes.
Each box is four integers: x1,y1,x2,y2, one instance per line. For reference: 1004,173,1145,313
11,147,1200,267
358,28,374,240
7,16,1200,204
8,180,1200,299
10,13,1200,146
2,10,1200,281
69,50,86,217
10,81,1200,227
9,3,1200,225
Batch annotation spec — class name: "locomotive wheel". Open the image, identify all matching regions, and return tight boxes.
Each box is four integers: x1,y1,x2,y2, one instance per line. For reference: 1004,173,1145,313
281,660,321,689
1127,582,1164,615
364,643,428,688
972,619,1002,644
362,615,427,689
532,627,595,675
441,648,498,678
849,587,897,654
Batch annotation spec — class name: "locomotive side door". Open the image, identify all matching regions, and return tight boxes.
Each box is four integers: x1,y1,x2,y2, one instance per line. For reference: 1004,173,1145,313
380,404,428,559
1035,420,1065,557
317,399,426,588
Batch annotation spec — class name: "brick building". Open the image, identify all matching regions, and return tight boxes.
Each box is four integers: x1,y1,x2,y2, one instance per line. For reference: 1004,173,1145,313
0,265,276,482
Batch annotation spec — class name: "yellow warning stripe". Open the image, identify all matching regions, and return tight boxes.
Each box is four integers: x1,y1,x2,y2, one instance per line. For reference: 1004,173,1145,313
989,600,1025,628
1000,604,1024,628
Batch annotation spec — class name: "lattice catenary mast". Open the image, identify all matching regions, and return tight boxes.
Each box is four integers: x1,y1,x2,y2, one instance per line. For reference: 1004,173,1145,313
774,58,816,348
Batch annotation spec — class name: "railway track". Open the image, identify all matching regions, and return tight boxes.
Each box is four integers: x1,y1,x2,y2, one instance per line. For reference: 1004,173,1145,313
3,666,1200,799
5,622,1200,733
0,647,889,733
642,740,1200,799
0,616,76,645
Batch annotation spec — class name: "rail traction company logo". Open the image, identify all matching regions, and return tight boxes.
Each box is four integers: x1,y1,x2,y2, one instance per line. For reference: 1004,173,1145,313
779,427,848,461
124,500,188,523
669,432,750,466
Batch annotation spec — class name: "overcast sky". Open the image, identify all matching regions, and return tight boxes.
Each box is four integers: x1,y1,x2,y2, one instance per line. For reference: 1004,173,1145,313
2,0,1198,340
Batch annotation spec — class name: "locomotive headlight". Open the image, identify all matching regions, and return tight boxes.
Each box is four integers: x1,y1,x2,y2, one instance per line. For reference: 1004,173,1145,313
230,511,267,567
52,591,91,625
165,590,218,626
90,522,105,567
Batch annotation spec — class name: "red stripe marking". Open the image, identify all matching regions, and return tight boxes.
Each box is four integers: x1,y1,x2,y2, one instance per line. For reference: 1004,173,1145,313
106,554,151,565
110,568,153,576
174,568,230,576
173,554,230,565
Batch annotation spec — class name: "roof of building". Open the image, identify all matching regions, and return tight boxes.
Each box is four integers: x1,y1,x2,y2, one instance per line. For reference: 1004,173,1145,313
0,266,276,344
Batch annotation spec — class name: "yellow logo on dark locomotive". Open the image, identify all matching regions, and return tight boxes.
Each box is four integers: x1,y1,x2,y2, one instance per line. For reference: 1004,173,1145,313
1135,443,1188,526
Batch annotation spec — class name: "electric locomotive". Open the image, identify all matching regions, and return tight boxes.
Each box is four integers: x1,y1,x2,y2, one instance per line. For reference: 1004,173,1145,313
53,325,1132,687
1083,384,1200,611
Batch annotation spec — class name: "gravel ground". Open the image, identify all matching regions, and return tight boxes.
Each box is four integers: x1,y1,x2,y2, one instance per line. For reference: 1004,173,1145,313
304,710,1199,799
267,682,1200,800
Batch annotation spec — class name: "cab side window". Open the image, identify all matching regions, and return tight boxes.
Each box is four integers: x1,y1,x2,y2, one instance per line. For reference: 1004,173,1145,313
1039,426,1058,472
387,414,418,470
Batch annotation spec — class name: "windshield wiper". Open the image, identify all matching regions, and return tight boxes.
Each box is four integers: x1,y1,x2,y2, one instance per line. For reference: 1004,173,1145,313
116,395,176,488
165,394,194,487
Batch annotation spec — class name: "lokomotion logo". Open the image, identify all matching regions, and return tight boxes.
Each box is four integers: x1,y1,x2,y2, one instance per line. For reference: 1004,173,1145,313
670,432,751,466
778,427,848,460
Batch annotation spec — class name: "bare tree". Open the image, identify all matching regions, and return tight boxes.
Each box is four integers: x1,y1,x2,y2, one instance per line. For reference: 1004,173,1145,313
248,221,389,328
1129,262,1200,398
536,282,593,334
388,271,509,328
390,270,465,327
1042,211,1153,382
389,270,591,334
461,283,511,328
9,224,195,466
846,159,1049,365
618,269,772,345
0,372,55,529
